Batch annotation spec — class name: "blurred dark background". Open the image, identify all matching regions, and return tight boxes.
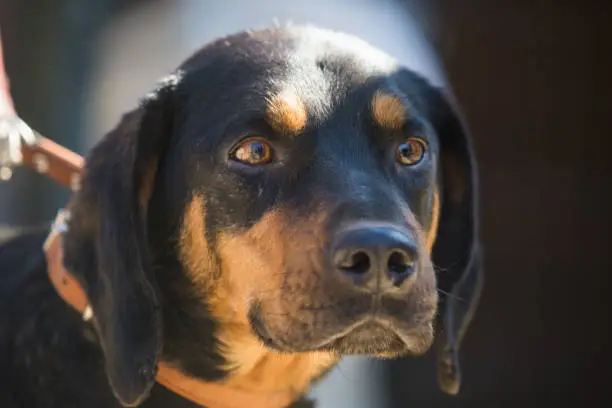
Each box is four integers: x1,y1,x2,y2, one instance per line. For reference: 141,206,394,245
1,0,610,407
386,1,612,407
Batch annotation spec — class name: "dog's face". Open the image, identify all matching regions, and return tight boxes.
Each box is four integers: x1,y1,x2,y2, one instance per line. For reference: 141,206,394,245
168,28,439,358
64,26,481,406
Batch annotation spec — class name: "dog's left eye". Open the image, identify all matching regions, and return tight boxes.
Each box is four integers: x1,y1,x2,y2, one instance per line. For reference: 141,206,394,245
230,137,274,166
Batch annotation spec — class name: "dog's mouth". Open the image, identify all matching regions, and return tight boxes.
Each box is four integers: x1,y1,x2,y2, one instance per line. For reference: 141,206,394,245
248,303,435,357
324,319,433,356
315,319,426,356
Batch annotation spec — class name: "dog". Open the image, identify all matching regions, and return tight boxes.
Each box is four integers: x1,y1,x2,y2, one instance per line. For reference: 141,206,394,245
0,25,482,408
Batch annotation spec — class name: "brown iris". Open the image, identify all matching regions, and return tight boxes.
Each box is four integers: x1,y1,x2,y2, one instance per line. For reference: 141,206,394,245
396,138,426,166
230,138,273,165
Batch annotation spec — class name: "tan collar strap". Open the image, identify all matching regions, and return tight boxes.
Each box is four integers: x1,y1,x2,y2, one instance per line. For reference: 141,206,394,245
44,210,296,408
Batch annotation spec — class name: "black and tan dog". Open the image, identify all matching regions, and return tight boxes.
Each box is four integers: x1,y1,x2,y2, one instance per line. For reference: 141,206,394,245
0,25,482,408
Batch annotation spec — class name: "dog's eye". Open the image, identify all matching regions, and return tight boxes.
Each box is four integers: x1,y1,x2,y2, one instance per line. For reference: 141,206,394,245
396,138,427,166
230,137,274,165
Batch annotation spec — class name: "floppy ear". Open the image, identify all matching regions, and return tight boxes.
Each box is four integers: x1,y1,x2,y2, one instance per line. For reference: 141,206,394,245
426,86,484,395
62,73,182,406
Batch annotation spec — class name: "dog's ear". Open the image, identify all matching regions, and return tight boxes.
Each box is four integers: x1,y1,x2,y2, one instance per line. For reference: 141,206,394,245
424,85,484,395
63,73,182,406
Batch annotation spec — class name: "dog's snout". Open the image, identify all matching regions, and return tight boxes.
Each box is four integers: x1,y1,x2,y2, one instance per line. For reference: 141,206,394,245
331,223,418,291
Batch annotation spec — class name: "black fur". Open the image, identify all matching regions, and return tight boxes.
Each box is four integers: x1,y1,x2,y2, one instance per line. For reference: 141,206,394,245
0,25,482,407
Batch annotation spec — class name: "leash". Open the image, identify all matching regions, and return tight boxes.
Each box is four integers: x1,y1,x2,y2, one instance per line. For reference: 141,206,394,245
0,35,295,408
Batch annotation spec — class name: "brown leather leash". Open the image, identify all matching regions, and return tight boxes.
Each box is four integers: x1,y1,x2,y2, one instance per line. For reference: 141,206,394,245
0,35,295,408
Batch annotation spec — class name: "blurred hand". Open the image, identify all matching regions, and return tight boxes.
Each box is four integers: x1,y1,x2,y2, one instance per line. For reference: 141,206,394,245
0,30,15,116
0,30,35,180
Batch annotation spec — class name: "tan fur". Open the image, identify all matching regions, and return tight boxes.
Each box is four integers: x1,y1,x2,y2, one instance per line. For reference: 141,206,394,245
221,334,337,394
211,209,337,394
266,90,307,134
371,91,408,130
426,187,440,252
178,194,215,288
180,203,337,395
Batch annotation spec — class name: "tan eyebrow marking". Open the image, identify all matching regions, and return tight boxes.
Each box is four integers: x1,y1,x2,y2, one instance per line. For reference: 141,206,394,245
265,90,307,134
371,90,408,130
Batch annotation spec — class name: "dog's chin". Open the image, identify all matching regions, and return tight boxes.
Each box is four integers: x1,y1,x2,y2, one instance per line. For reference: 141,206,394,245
250,314,434,357
317,321,413,356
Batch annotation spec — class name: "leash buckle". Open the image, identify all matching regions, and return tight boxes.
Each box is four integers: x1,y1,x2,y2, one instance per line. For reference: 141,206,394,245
0,114,37,181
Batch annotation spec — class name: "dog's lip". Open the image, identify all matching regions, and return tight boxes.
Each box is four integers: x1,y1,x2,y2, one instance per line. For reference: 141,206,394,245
251,311,433,355
312,317,391,349
312,316,432,353
249,308,279,348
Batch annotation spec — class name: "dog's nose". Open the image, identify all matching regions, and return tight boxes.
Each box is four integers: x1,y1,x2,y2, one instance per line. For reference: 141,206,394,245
331,223,418,291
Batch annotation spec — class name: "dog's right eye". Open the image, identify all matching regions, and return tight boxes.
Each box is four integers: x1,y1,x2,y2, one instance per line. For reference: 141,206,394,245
229,137,274,166
396,137,427,166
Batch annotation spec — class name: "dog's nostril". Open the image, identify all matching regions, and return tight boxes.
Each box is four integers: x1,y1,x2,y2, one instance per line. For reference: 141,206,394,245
348,251,371,275
387,250,416,279
337,250,371,275
331,224,419,291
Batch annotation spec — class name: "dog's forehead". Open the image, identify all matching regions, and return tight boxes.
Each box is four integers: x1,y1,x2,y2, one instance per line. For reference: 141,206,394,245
272,25,399,73
185,25,399,76
178,26,402,119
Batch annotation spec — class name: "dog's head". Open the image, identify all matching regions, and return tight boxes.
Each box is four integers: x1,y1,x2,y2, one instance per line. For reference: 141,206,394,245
63,26,482,406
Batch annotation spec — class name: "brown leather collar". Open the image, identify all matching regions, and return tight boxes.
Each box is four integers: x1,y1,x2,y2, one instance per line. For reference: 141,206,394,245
44,210,297,408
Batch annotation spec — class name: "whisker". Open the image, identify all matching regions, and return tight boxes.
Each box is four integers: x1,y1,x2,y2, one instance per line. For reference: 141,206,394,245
436,288,467,303
433,256,467,274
